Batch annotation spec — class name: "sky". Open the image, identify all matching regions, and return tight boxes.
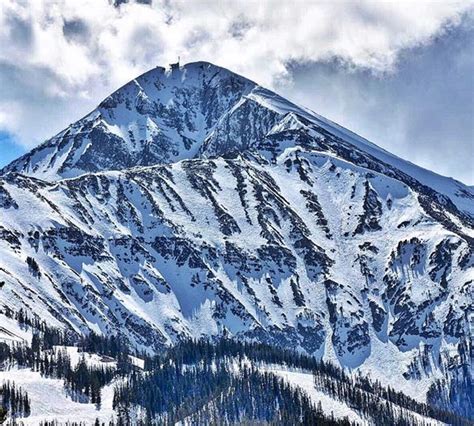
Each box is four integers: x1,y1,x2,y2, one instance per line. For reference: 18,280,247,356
0,0,472,184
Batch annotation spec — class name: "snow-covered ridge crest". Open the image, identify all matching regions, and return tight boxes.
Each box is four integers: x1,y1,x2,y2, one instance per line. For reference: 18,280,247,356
1,61,473,220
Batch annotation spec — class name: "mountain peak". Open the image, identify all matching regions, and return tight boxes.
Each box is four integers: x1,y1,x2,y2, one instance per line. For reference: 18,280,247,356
2,61,257,181
2,61,473,221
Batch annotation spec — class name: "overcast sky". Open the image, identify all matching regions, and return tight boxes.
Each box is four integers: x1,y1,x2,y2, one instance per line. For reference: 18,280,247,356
0,0,473,184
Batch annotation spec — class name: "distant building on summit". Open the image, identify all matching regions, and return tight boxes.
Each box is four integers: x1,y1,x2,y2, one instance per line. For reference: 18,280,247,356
170,57,180,70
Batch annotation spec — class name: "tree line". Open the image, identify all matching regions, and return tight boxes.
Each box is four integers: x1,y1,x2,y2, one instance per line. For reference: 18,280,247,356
112,339,471,425
1,309,471,425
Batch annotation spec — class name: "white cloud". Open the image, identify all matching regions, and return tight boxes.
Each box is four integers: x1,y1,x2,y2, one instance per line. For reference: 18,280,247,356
0,0,472,147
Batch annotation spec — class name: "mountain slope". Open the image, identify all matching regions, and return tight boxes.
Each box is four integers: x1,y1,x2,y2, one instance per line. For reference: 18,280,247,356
0,62,472,405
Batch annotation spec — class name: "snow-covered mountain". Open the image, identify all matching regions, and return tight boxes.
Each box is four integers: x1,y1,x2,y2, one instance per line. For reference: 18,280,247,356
3,62,473,221
3,63,256,181
0,62,472,401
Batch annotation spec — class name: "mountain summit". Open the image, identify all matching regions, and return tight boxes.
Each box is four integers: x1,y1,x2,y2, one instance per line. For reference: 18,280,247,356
0,62,472,409
3,62,256,180
3,62,473,219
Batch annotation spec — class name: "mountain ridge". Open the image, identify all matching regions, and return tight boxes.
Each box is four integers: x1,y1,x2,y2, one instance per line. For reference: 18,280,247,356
0,61,472,409
2,61,473,220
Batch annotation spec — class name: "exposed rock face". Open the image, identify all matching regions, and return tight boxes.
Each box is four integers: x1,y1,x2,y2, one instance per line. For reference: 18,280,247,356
0,62,472,393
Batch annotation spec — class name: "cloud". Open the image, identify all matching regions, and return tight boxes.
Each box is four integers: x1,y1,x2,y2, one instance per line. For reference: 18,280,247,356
0,0,472,167
278,16,474,184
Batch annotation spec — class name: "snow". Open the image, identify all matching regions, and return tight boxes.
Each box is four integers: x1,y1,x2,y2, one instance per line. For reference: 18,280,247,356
263,365,445,425
262,366,367,424
0,317,30,344
249,86,474,217
53,346,118,369
0,60,471,411
0,368,117,425
0,143,471,375
3,61,471,220
128,355,145,369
